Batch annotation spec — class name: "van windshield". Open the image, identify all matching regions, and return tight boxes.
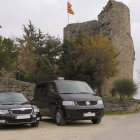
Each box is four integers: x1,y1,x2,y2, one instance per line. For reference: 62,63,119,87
57,81,95,94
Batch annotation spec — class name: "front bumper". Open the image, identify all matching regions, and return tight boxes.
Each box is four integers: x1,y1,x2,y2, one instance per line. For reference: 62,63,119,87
0,113,40,125
63,106,104,120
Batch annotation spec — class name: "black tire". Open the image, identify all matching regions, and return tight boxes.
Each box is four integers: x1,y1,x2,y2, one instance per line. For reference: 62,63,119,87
31,120,39,127
55,109,66,126
40,116,42,121
91,118,102,124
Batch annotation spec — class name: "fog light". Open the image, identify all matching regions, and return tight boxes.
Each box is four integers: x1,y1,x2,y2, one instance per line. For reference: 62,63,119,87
37,117,40,121
0,120,5,123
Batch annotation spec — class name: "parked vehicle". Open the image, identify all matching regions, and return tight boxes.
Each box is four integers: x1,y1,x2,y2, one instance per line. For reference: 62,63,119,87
33,80,104,126
0,92,40,127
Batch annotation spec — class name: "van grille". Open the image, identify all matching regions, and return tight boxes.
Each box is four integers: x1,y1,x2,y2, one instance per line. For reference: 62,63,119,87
76,101,97,106
77,109,102,113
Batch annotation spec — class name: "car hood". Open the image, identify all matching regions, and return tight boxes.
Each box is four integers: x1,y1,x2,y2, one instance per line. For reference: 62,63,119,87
60,94,101,101
0,102,32,110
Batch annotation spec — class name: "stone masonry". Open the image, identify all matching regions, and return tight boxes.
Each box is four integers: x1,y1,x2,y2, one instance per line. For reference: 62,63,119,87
64,0,135,95
103,98,140,113
0,77,139,113
0,77,35,99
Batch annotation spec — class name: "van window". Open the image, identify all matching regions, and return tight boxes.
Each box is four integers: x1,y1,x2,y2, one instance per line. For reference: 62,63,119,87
35,82,49,99
48,82,58,96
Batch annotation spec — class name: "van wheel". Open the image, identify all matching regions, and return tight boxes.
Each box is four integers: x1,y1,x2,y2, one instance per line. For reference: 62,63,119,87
31,121,39,127
0,125,2,129
55,109,66,126
91,118,101,124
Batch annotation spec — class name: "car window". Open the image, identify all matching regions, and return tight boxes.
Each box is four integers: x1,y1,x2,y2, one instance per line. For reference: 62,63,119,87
0,93,28,103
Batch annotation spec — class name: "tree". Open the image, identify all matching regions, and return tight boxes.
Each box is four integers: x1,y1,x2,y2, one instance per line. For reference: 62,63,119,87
32,57,53,83
16,36,36,80
58,40,76,79
0,36,18,71
59,31,119,96
23,20,45,54
71,32,120,96
111,79,138,101
23,20,62,74
40,34,62,73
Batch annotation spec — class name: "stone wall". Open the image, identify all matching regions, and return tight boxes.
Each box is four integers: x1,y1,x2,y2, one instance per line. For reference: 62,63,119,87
63,0,135,95
0,77,139,112
0,77,35,98
103,98,140,113
64,20,100,40
98,0,135,95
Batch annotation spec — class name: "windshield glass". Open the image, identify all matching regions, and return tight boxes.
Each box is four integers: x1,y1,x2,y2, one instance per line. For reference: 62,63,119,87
0,93,28,103
57,81,95,94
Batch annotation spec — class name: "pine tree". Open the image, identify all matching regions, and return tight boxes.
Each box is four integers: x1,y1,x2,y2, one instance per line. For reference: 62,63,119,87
0,36,18,71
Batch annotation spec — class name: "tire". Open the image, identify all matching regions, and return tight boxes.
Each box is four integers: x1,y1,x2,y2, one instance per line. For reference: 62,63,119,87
31,120,39,127
40,116,42,121
55,109,66,126
91,118,102,124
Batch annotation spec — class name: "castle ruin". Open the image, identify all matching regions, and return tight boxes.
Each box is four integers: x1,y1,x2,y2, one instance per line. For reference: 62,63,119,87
64,0,135,95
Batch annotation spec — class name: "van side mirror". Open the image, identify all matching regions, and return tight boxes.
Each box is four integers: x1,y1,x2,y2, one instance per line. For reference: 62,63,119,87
50,89,55,95
29,97,33,102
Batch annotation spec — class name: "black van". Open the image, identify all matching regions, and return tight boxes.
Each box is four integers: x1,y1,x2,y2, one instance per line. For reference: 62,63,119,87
33,80,104,126
0,92,40,127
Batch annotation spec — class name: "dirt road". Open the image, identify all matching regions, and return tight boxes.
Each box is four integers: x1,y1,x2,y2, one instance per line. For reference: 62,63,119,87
0,112,139,140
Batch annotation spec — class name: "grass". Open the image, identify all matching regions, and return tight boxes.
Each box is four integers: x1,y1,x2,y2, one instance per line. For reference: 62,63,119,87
105,109,139,115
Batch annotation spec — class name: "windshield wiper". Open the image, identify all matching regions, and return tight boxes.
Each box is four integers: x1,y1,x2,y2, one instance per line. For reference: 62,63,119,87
60,93,75,94
76,92,90,94
1,102,14,105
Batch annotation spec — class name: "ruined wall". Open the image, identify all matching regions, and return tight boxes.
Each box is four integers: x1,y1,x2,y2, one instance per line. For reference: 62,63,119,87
98,0,135,95
64,20,100,40
63,0,135,95
103,98,140,113
0,77,35,99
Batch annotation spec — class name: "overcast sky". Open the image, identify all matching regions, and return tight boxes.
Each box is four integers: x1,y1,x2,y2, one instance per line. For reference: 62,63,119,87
0,0,140,98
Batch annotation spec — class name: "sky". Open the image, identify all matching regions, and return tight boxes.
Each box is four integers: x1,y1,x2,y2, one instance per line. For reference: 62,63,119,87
0,0,140,98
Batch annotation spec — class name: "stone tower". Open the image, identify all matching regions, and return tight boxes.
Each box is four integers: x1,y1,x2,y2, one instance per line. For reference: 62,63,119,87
63,0,135,95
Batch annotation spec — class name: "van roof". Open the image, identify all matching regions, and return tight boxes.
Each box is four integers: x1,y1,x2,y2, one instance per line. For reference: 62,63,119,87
36,80,85,85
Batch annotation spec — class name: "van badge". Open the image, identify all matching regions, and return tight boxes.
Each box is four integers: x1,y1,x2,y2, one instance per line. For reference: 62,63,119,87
86,101,90,105
20,108,25,111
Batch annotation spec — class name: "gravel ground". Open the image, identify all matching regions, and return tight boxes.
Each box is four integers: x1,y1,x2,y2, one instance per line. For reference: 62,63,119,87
0,114,132,140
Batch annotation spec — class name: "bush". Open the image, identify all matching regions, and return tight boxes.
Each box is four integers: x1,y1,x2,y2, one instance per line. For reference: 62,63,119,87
111,79,138,101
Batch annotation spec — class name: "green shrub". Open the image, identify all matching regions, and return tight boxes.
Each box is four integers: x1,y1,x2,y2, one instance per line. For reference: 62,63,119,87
111,79,138,101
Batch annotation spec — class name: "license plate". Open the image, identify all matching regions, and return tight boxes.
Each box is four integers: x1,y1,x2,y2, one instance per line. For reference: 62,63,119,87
0,120,5,123
83,112,95,117
15,115,30,119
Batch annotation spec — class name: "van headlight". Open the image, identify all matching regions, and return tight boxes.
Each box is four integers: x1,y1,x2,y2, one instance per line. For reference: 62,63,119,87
0,110,9,114
62,101,75,106
97,100,103,105
33,108,40,113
